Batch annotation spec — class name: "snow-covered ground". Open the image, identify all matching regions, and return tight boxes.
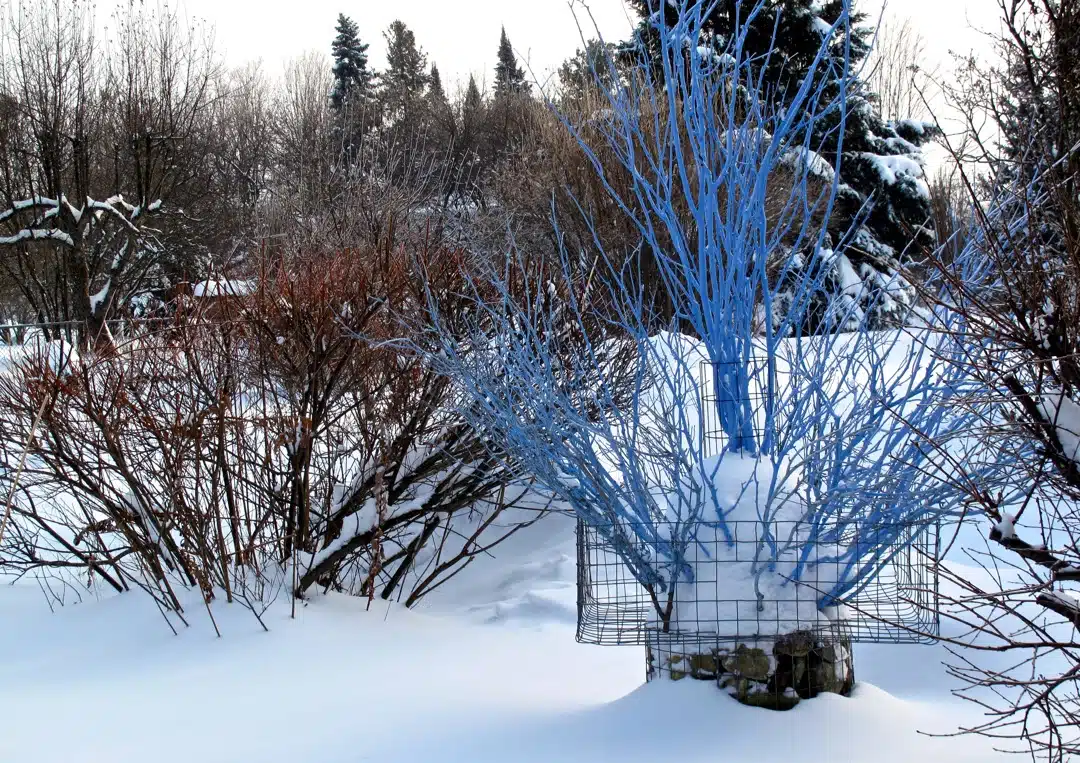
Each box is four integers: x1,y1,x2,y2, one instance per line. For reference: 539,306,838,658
0,513,1019,763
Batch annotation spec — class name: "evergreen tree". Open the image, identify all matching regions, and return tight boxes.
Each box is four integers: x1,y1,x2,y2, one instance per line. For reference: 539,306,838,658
625,0,938,328
982,3,1080,191
558,39,617,106
489,27,532,161
428,63,448,108
330,14,375,112
961,1,1080,306
425,64,452,130
462,75,484,137
448,74,486,206
381,20,429,130
424,63,455,159
493,27,529,97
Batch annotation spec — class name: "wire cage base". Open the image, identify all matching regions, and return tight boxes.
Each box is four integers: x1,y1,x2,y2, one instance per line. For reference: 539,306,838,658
645,625,855,708
576,518,940,646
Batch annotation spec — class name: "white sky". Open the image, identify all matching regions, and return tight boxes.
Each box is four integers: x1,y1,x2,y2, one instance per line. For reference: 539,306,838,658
140,0,638,93
98,0,1002,168
865,0,999,68
112,0,999,95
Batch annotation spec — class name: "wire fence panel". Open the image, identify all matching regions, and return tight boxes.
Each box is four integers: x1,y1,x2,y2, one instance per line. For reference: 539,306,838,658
576,518,940,645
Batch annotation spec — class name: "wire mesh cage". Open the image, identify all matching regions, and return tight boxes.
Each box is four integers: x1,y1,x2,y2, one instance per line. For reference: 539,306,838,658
575,356,942,647
576,518,940,646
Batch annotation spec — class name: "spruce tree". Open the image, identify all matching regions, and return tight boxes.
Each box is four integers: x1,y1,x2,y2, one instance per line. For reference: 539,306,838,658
981,4,1080,193
625,0,937,328
428,64,448,109
490,27,531,160
462,75,484,137
381,20,429,130
448,74,486,206
330,14,375,112
425,63,454,156
558,40,617,106
494,27,529,97
967,2,1080,305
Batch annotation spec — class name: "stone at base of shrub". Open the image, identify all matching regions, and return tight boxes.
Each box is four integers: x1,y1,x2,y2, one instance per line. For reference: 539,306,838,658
647,630,854,710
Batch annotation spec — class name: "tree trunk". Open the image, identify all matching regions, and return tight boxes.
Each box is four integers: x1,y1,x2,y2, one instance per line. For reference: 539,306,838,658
647,629,855,710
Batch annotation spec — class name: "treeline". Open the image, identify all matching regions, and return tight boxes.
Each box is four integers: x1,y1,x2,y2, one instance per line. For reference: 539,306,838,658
0,3,634,340
0,1,943,345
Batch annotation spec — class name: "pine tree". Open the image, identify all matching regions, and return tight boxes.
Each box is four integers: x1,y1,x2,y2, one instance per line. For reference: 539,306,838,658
330,14,375,112
381,20,429,130
625,0,937,328
493,27,529,97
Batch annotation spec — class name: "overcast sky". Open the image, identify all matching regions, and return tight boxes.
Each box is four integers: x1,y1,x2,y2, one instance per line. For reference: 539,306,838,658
113,0,1000,95
135,0,638,92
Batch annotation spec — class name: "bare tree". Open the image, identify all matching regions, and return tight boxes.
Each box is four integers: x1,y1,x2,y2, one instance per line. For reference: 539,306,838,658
865,15,934,123
201,63,276,273
905,5,1080,758
0,2,222,345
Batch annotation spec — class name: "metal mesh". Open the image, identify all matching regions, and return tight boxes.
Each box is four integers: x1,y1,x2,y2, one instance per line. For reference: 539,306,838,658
643,625,856,706
575,357,942,646
699,358,773,449
576,518,940,645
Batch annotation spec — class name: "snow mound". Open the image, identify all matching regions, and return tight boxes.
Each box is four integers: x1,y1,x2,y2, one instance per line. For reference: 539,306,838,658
0,517,1022,763
24,337,80,377
192,279,254,298
0,577,1017,763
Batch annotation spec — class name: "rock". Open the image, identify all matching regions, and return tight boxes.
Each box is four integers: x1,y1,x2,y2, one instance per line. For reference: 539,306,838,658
722,644,771,682
772,631,854,699
688,652,720,679
724,676,802,711
649,630,854,710
773,630,816,658
665,653,688,681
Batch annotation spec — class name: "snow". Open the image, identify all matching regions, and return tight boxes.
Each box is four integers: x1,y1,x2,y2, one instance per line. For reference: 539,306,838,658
860,152,931,200
1040,391,1080,464
89,281,110,313
993,512,1017,539
781,145,836,180
812,16,833,37
651,455,831,636
822,251,867,325
1041,589,1080,612
192,279,255,298
836,252,864,296
694,44,736,67
28,338,80,377
0,514,1021,762
894,119,931,138
0,228,75,247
